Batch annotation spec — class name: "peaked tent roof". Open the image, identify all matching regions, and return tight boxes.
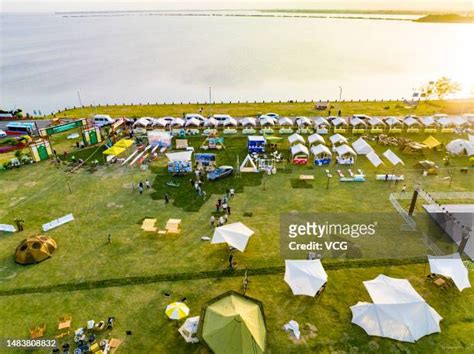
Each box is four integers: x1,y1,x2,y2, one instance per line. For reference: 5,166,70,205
278,117,294,126
260,117,276,126
421,116,437,127
385,117,402,127
314,117,329,127
166,150,193,162
204,117,219,127
364,274,425,304
223,117,238,126
291,143,309,156
428,253,471,291
404,116,420,126
423,136,441,149
296,116,312,126
240,117,257,127
240,154,259,172
311,144,332,156
446,139,474,156
352,137,373,155
331,117,347,127
383,149,404,166
366,151,384,167
368,117,385,127
172,118,185,127
199,291,267,354
288,133,305,145
211,222,255,252
329,133,348,145
185,117,201,127
284,260,328,296
335,144,356,156
350,117,367,127
308,133,325,146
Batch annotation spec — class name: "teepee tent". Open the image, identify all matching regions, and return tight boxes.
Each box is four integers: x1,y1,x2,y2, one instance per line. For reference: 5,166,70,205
351,274,442,343
284,260,328,296
240,154,259,173
15,235,57,265
428,253,471,291
211,222,255,252
199,291,267,354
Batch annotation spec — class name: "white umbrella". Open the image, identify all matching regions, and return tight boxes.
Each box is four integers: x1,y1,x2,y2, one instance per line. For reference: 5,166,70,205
211,222,254,252
284,260,327,296
428,253,471,291
178,316,200,343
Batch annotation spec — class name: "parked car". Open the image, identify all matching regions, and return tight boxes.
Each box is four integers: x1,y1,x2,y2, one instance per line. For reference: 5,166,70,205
207,166,234,181
260,113,279,119
0,129,7,138
92,114,114,127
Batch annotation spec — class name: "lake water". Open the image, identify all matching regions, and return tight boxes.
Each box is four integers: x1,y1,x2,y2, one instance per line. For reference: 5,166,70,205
1,12,473,114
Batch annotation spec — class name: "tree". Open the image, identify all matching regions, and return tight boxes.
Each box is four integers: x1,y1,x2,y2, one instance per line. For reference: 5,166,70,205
420,77,461,100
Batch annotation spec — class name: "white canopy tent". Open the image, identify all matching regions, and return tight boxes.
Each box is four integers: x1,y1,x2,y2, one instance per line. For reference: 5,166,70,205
133,117,152,128
428,253,471,291
278,117,294,126
385,117,402,127
172,118,185,127
166,150,192,162
291,144,309,157
420,116,437,127
185,117,201,127
404,116,420,127
157,117,174,127
446,139,474,156
223,117,238,127
288,133,305,145
284,260,328,297
452,116,468,127
314,117,330,127
352,137,373,155
351,274,442,343
436,117,454,127
335,144,356,157
331,117,347,127
211,222,255,252
311,144,332,157
152,118,167,127
308,133,325,146
383,149,405,166
204,117,219,127
368,117,385,127
296,116,312,126
178,316,200,343
260,116,276,126
366,151,384,167
350,117,367,127
329,133,348,145
240,117,257,127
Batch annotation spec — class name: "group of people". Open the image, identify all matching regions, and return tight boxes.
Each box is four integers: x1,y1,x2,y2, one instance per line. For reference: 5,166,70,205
137,179,151,194
190,168,207,198
210,189,235,228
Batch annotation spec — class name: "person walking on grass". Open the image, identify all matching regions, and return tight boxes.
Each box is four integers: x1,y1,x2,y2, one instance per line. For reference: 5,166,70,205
164,193,170,204
145,179,151,189
210,215,215,227
401,184,407,196
229,254,234,269
227,206,231,215
14,218,24,232
107,234,112,244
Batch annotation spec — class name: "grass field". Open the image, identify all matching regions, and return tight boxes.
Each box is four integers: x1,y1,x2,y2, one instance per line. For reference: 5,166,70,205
48,99,474,119
0,129,473,353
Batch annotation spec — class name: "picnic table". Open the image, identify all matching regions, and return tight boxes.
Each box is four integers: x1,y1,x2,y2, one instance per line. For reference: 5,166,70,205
141,218,157,232
434,277,446,287
299,175,314,181
166,219,181,234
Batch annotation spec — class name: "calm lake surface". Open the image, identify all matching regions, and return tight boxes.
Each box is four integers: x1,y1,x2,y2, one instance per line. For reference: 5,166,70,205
1,12,473,114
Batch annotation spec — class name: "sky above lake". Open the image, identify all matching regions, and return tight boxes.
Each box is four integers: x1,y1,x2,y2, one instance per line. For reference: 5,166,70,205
2,0,472,13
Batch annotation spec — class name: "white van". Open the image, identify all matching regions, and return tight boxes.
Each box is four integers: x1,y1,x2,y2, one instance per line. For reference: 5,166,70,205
212,114,233,125
92,114,114,127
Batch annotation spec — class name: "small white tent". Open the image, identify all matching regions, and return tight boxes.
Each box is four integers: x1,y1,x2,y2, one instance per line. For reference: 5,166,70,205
308,133,325,146
288,133,305,145
284,260,328,297
428,253,471,291
311,144,332,158
350,117,367,127
240,117,257,127
385,117,402,127
291,144,309,157
204,118,218,127
329,133,348,145
178,316,200,343
260,116,276,126
351,274,442,343
278,117,294,126
133,117,152,128
211,222,254,252
166,151,193,162
352,137,373,155
368,117,385,127
446,139,474,156
172,118,185,127
331,117,347,127
335,144,356,157
296,116,311,126
404,116,420,127
383,149,405,166
314,117,329,128
420,116,437,127
185,117,201,127
223,117,238,127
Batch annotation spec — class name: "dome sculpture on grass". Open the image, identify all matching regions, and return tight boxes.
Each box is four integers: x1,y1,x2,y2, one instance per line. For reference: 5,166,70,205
15,235,57,265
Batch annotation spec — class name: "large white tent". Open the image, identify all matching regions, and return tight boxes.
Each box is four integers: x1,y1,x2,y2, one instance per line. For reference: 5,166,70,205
204,117,219,127
428,253,471,291
166,150,193,162
366,151,384,167
335,144,356,157
260,116,276,126
329,133,348,145
288,133,305,145
331,117,347,127
185,117,201,127
308,133,325,146
383,149,405,166
284,260,328,296
291,144,309,157
352,137,373,155
446,139,474,156
351,274,442,343
211,222,254,252
133,117,152,128
296,116,312,126
314,117,329,127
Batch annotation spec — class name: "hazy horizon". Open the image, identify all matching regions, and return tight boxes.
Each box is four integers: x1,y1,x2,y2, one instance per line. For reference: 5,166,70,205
1,0,472,13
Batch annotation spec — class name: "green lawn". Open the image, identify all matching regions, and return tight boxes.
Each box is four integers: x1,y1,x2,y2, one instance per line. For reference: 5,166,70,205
47,99,474,119
0,129,473,352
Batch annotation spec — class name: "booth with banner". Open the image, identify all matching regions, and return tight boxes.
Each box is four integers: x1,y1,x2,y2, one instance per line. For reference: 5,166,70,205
29,139,53,162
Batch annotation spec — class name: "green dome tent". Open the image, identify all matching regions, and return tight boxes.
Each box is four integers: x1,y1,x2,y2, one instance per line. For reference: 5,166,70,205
198,291,267,354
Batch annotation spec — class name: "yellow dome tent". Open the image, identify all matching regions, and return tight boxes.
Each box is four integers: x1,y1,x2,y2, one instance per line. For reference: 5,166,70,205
15,235,57,265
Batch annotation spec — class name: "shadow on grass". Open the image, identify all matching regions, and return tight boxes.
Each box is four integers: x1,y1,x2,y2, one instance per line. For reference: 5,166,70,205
290,179,314,189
